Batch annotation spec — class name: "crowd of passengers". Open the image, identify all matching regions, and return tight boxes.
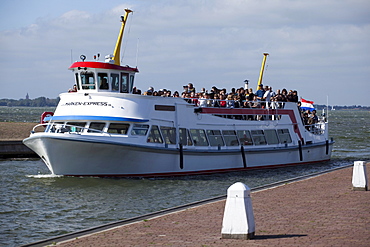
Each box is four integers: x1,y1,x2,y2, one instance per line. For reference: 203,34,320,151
135,83,321,126
133,83,299,109
300,107,319,129
68,81,319,127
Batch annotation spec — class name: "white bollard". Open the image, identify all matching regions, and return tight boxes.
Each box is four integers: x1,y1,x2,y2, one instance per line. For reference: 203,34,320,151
221,182,255,240
352,161,368,191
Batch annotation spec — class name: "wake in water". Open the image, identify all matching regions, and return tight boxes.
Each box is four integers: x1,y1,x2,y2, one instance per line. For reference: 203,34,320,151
26,174,63,178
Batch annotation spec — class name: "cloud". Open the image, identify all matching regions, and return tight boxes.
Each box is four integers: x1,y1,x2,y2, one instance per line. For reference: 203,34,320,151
0,0,369,105
60,10,91,21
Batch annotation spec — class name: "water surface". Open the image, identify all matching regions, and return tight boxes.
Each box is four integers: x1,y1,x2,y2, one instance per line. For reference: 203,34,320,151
0,109,369,246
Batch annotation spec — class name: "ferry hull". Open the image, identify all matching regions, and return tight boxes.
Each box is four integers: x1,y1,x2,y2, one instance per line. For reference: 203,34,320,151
24,134,333,177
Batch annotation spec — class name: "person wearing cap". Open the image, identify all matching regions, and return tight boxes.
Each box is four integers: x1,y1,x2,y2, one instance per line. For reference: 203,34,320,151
145,86,154,96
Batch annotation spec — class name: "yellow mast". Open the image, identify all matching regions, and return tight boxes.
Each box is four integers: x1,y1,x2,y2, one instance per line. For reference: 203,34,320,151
112,9,133,66
256,53,269,90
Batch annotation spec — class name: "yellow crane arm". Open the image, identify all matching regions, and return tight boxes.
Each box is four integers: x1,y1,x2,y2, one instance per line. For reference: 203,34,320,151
256,53,269,90
113,9,133,66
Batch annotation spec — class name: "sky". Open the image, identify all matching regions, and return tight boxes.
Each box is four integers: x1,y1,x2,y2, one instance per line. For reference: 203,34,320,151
0,0,369,106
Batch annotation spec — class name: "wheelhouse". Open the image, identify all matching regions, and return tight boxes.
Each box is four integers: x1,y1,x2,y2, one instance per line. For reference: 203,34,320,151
69,61,139,93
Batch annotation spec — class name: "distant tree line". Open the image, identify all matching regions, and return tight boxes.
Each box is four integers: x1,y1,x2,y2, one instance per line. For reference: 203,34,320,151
0,97,60,107
314,104,370,111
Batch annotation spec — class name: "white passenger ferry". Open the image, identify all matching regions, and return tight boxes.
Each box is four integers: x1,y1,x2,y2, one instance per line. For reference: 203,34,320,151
23,9,334,177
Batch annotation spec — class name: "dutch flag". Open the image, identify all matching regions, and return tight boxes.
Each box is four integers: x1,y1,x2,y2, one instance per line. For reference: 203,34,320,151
301,98,315,111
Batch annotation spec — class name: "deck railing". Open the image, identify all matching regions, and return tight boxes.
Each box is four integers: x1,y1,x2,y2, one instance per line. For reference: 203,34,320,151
31,123,111,136
183,98,287,110
304,122,326,135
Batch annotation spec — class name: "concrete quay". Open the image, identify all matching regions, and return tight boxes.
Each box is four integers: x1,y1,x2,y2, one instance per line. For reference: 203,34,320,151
0,140,37,158
53,163,370,247
0,122,38,158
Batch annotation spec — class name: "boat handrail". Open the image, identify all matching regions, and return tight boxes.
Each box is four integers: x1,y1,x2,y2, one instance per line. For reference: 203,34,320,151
182,98,289,109
188,100,291,122
31,123,49,133
31,123,112,136
304,122,326,135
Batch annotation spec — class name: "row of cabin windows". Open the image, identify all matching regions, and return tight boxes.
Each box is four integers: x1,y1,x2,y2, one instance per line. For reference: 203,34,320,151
51,122,292,146
75,71,134,93
147,128,292,146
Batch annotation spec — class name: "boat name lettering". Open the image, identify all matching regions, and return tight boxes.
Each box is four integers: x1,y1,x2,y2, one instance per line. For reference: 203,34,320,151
62,102,111,106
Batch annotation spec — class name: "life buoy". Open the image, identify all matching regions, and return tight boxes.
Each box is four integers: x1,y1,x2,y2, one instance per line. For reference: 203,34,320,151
40,112,54,124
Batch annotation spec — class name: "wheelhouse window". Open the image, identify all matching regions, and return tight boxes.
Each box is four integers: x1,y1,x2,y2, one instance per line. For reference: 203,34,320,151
129,75,135,93
74,73,80,90
251,130,267,145
179,128,193,146
207,130,224,146
121,73,129,93
98,73,109,90
160,126,176,144
81,71,95,89
147,125,163,143
222,130,239,146
107,123,130,134
87,122,106,133
111,73,119,91
277,129,292,143
190,129,209,146
237,130,253,145
131,124,149,135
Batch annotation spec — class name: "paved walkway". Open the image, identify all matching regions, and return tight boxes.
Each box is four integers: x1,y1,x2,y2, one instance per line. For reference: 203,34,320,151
57,163,370,247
